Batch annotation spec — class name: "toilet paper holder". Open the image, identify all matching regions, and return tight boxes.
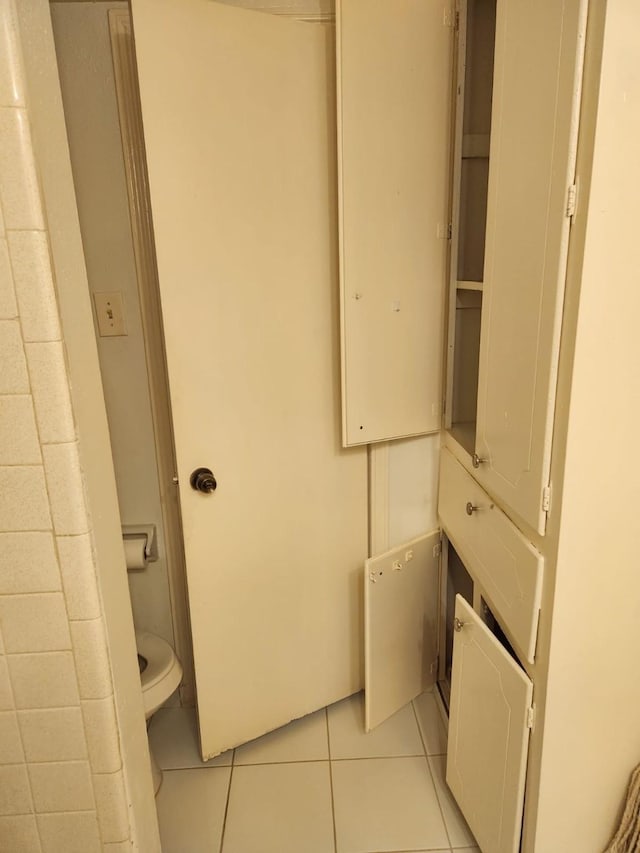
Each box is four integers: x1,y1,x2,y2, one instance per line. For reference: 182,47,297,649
122,524,158,562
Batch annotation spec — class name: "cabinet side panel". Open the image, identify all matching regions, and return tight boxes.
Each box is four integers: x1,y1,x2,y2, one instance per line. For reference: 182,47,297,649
527,2,640,850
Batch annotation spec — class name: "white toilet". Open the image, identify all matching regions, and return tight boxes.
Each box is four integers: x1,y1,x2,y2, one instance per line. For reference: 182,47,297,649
136,631,183,794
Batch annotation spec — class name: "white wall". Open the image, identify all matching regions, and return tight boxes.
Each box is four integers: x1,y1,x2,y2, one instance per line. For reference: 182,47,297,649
0,0,159,846
50,2,175,649
388,434,440,548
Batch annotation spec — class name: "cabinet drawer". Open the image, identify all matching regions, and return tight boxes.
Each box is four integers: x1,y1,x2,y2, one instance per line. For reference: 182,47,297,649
438,448,543,662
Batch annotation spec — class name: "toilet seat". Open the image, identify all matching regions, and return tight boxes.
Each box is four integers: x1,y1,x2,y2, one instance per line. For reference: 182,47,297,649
136,631,183,719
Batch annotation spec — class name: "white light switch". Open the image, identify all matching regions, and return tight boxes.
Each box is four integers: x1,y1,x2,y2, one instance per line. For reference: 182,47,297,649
94,291,127,337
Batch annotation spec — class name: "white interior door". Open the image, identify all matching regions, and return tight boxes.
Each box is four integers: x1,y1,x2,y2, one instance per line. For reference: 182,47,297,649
447,596,533,853
364,531,440,730
474,0,587,533
131,0,368,758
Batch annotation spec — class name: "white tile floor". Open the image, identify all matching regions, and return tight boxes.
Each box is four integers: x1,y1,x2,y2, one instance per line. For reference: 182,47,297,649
149,689,479,853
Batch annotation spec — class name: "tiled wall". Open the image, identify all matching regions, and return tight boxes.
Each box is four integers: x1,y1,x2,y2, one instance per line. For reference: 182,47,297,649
0,2,131,850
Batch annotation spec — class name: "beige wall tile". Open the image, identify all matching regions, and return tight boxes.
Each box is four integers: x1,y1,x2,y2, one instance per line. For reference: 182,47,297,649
81,698,121,774
25,342,76,444
0,532,60,595
0,108,44,230
18,707,87,763
0,319,29,393
0,237,18,318
29,761,94,813
0,396,41,465
0,764,32,815
0,711,25,764
0,0,25,107
0,593,70,653
56,535,100,620
0,814,40,853
8,651,79,709
70,620,112,700
93,769,129,843
37,811,101,853
42,443,89,535
0,467,51,533
0,655,13,710
8,231,61,343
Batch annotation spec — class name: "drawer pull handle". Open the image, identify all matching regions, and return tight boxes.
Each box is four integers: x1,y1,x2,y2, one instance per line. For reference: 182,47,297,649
472,453,487,468
454,617,466,632
466,501,479,515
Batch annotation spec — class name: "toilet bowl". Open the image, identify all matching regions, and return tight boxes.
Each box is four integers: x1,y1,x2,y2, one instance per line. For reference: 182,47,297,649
136,631,183,794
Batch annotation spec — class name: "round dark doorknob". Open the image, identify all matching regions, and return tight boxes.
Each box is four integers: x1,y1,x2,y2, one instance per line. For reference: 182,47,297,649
190,467,217,493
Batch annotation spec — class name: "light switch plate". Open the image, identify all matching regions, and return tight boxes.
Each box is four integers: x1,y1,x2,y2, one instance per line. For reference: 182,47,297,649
94,291,127,337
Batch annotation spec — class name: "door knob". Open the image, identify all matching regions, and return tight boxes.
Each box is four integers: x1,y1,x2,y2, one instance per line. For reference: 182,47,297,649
190,467,217,493
466,501,479,515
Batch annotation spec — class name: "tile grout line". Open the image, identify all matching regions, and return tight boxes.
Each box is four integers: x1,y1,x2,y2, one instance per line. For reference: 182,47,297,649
326,706,338,853
217,747,236,853
411,698,454,850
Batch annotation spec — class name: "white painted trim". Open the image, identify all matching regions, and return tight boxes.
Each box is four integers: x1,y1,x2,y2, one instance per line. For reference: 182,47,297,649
215,0,334,22
109,8,196,705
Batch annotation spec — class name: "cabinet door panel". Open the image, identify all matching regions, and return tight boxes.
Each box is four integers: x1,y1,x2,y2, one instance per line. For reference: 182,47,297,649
447,596,532,853
364,531,440,730
475,0,587,533
337,0,453,446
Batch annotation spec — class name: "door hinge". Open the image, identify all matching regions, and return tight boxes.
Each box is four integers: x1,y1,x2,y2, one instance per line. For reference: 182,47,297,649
566,183,577,218
526,704,535,729
542,485,552,513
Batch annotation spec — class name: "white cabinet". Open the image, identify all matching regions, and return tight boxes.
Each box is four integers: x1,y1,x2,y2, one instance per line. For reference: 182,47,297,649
347,1,640,852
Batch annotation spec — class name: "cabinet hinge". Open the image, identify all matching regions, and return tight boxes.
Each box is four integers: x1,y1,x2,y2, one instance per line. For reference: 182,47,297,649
566,183,577,218
542,485,552,513
443,6,456,27
526,704,535,729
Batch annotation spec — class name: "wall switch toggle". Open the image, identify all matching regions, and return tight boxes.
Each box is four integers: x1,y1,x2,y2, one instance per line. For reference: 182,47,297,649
94,291,127,337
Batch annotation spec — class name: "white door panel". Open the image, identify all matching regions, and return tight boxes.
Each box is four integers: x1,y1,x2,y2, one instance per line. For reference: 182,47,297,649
364,531,440,731
475,0,587,533
132,0,368,758
337,0,453,446
447,596,532,853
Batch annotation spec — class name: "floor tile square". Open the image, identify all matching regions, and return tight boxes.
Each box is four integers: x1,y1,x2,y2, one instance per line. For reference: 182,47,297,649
331,756,449,853
413,690,448,755
222,762,334,853
149,707,233,769
235,707,328,764
156,767,231,853
328,692,424,759
428,755,477,848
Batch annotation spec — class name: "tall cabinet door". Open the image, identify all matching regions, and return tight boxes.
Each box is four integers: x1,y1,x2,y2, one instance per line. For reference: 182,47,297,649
447,596,533,853
337,0,453,446
474,0,587,534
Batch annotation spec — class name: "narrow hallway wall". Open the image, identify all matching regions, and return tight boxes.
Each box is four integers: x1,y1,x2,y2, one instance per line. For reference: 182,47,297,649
0,1,155,849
